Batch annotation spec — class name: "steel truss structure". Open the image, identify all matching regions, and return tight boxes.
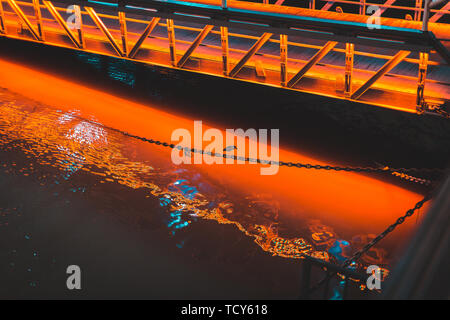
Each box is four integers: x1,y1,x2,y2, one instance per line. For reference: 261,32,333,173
0,0,449,115
274,0,450,23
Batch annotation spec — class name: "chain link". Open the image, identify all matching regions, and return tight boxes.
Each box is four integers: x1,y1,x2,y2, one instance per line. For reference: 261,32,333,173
435,108,450,119
67,116,440,297
10,106,440,295
89,117,435,287
391,171,432,186
342,194,431,268
307,194,432,296
80,118,445,176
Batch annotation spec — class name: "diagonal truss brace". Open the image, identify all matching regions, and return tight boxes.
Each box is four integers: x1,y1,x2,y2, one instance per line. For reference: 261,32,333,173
321,1,335,11
430,1,450,23
128,17,160,59
6,0,41,40
377,0,398,16
0,0,5,34
229,32,272,78
287,41,337,88
177,24,213,68
43,1,81,48
351,50,410,100
85,7,124,57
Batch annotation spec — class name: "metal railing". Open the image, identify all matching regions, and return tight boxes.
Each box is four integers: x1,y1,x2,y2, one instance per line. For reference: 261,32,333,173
249,0,450,24
1,0,449,114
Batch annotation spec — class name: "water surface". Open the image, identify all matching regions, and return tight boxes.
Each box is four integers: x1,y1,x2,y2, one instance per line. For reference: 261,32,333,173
0,59,428,299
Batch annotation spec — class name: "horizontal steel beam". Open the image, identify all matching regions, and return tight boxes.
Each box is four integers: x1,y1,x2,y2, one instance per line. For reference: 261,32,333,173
52,0,438,53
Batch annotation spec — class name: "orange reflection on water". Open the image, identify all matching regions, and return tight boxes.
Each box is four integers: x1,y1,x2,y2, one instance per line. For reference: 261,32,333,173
0,58,428,267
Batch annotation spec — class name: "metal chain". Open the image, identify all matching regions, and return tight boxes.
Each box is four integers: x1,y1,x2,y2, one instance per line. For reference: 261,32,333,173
90,117,437,295
342,193,431,268
85,116,435,286
391,171,432,186
5,104,443,177
435,107,450,119
79,118,444,176
307,194,432,295
7,106,440,294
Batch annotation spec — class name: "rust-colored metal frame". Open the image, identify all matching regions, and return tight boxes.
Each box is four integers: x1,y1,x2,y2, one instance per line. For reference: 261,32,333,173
0,0,5,34
290,0,449,22
0,0,448,116
43,0,81,48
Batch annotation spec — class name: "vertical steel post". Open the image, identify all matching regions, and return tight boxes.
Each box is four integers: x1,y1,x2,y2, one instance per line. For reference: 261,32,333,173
85,7,123,56
263,0,269,4
280,34,288,87
73,5,84,49
220,26,229,76
32,0,44,40
119,11,128,56
309,0,316,10
344,43,354,98
7,0,41,40
167,19,177,66
360,0,366,15
415,0,423,21
422,0,431,31
0,0,5,34
416,52,428,111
